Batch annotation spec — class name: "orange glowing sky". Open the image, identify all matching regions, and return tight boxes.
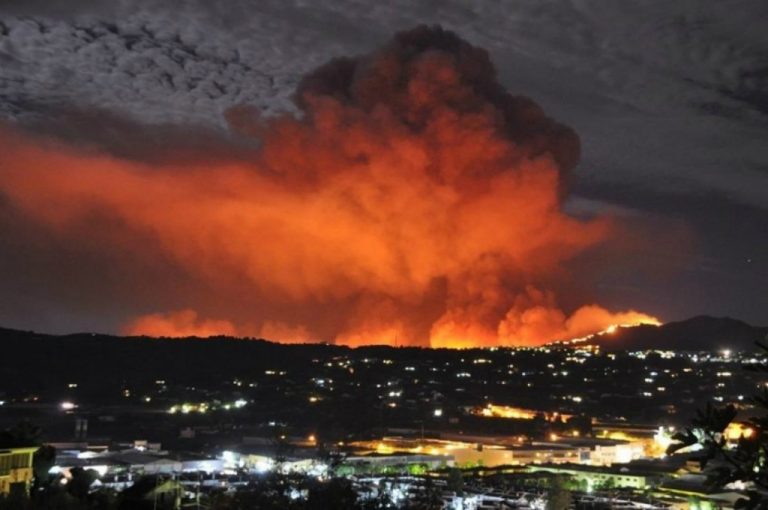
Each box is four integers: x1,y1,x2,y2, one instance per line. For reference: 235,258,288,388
0,27,660,347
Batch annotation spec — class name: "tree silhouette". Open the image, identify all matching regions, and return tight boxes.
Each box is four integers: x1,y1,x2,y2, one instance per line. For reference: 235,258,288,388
546,475,572,510
0,422,41,448
446,468,464,497
32,445,56,494
67,468,99,501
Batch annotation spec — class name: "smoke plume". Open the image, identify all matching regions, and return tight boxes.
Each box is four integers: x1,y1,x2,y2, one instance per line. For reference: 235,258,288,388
0,26,658,346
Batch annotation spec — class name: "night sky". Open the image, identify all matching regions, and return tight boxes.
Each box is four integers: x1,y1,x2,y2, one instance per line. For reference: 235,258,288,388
0,1,766,342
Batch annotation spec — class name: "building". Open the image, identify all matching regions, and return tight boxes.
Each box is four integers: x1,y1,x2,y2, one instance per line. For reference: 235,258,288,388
343,453,454,474
53,448,223,477
658,473,746,510
350,437,643,468
527,463,663,490
0,446,38,496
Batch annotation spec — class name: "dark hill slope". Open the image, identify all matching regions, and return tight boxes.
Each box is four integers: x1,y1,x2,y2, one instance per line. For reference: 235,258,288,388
592,316,767,352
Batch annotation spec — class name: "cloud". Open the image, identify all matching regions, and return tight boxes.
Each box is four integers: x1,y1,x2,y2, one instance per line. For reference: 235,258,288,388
0,1,765,210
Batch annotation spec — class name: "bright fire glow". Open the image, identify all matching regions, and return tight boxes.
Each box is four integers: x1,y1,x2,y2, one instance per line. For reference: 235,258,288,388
0,27,661,348
478,404,573,421
564,316,662,344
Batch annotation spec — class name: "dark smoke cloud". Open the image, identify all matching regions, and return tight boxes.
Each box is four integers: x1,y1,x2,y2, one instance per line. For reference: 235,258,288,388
295,26,580,178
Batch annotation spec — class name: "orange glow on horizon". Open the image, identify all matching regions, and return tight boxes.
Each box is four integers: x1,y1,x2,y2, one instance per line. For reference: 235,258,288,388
477,404,574,421
123,310,238,338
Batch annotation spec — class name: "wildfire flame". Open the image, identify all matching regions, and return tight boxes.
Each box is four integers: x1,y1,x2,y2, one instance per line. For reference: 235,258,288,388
562,318,663,345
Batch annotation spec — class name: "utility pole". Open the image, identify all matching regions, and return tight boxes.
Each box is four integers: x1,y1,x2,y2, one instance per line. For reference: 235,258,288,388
153,475,159,510
196,471,201,510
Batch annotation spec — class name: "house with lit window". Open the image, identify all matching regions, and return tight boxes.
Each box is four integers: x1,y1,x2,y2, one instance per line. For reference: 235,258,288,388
0,446,38,496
